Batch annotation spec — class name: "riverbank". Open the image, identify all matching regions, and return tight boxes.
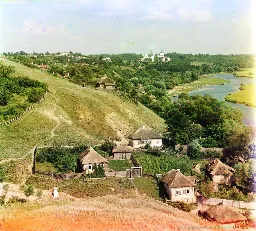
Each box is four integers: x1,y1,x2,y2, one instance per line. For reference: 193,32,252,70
234,68,255,78
168,75,230,96
225,83,256,107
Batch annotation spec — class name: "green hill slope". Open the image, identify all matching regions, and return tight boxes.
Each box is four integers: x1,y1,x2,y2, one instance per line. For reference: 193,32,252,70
0,59,166,158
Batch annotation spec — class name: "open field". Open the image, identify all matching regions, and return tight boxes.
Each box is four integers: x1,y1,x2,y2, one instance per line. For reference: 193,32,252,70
225,83,256,107
168,76,230,96
0,194,219,231
234,68,255,78
0,58,165,158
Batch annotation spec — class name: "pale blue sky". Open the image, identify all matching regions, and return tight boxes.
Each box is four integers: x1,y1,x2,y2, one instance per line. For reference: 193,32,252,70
0,0,253,54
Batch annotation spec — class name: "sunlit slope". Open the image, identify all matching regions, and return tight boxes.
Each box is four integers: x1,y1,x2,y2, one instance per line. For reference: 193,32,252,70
0,59,165,158
1,195,216,231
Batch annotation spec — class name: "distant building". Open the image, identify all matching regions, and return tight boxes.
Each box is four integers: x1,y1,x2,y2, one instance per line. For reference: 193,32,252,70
161,169,196,203
102,57,112,62
157,50,171,62
141,50,154,62
59,52,69,56
96,74,116,90
79,147,108,174
206,159,235,191
129,125,163,149
112,145,133,160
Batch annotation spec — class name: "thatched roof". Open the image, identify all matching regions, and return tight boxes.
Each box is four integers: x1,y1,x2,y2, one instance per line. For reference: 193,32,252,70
161,169,195,188
129,125,162,140
98,75,115,85
204,205,246,224
206,159,235,176
80,147,108,165
112,145,133,153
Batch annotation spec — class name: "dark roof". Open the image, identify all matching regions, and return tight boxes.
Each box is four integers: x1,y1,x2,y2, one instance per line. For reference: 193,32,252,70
112,145,133,153
80,147,108,165
161,169,195,188
129,125,162,140
204,205,246,224
206,159,235,176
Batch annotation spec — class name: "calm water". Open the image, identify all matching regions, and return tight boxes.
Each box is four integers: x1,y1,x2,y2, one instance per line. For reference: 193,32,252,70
179,74,256,126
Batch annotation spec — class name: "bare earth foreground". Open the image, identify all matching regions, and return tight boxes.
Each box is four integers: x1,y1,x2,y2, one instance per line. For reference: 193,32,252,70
0,195,222,231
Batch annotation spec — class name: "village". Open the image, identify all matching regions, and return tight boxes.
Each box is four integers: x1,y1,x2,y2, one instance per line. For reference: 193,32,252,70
1,123,255,229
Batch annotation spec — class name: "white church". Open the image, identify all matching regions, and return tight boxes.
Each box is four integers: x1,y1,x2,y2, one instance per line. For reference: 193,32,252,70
141,50,171,63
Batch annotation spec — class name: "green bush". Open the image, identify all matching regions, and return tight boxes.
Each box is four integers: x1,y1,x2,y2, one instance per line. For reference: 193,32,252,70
168,201,196,212
187,140,202,159
36,146,84,173
24,184,34,197
89,164,105,178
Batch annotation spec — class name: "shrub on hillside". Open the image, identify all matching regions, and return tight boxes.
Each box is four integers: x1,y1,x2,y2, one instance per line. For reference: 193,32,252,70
24,184,34,197
168,201,196,212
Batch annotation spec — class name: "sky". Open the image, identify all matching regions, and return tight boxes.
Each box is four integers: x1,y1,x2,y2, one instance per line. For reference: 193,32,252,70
0,0,254,54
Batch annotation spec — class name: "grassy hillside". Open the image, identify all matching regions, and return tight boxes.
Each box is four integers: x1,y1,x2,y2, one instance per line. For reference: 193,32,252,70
0,58,165,158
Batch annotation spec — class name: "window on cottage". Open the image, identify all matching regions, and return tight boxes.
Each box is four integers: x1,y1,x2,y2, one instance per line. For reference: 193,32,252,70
88,165,92,170
187,189,190,194
175,191,181,196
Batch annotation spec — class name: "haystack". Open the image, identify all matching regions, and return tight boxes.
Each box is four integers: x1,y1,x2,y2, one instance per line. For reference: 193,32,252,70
203,205,246,224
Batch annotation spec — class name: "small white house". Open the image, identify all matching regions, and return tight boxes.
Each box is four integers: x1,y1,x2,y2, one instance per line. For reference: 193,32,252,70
129,125,163,149
79,147,108,174
161,169,196,203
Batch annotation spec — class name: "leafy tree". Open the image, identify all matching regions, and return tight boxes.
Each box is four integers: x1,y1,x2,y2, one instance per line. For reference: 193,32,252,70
187,140,202,159
100,140,115,155
0,61,15,77
223,120,253,160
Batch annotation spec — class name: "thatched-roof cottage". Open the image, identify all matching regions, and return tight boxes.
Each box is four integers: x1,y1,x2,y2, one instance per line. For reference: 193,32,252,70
161,169,196,203
112,145,133,160
206,159,235,191
97,75,116,90
80,147,108,174
129,125,163,149
201,205,246,227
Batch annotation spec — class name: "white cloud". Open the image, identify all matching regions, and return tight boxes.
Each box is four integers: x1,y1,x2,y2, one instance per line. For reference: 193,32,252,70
93,0,214,22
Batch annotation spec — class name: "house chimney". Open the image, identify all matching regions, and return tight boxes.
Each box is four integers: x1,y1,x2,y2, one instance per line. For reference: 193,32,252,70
176,169,180,172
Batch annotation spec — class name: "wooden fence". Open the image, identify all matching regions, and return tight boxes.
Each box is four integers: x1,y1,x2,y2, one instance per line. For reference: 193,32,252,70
0,92,47,126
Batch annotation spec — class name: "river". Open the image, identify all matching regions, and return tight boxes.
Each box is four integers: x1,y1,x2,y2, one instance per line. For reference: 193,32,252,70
187,73,256,126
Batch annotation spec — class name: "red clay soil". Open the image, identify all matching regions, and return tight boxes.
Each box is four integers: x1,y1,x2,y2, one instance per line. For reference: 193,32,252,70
0,211,220,231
